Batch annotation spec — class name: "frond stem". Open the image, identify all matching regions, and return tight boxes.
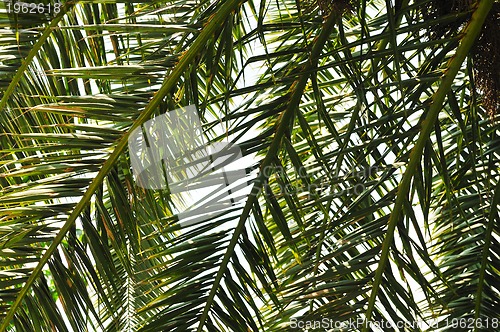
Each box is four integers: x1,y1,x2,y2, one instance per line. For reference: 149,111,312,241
362,1,495,329
196,9,340,332
0,0,244,329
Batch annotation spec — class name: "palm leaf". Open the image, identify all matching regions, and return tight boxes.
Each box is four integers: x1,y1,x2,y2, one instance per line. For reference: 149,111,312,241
0,0,499,331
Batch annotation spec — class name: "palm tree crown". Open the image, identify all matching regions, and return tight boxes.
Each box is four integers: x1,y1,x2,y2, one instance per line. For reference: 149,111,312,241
0,0,499,331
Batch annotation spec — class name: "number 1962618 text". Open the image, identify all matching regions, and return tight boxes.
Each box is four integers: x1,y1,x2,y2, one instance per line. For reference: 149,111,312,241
5,2,61,15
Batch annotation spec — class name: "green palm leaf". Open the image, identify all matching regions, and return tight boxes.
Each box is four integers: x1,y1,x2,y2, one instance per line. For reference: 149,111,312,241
0,0,499,331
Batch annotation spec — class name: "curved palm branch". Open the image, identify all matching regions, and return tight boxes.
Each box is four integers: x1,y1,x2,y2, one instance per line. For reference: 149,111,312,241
0,0,499,331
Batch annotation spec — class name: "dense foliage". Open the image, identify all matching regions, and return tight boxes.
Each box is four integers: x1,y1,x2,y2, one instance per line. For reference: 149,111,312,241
0,0,499,331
